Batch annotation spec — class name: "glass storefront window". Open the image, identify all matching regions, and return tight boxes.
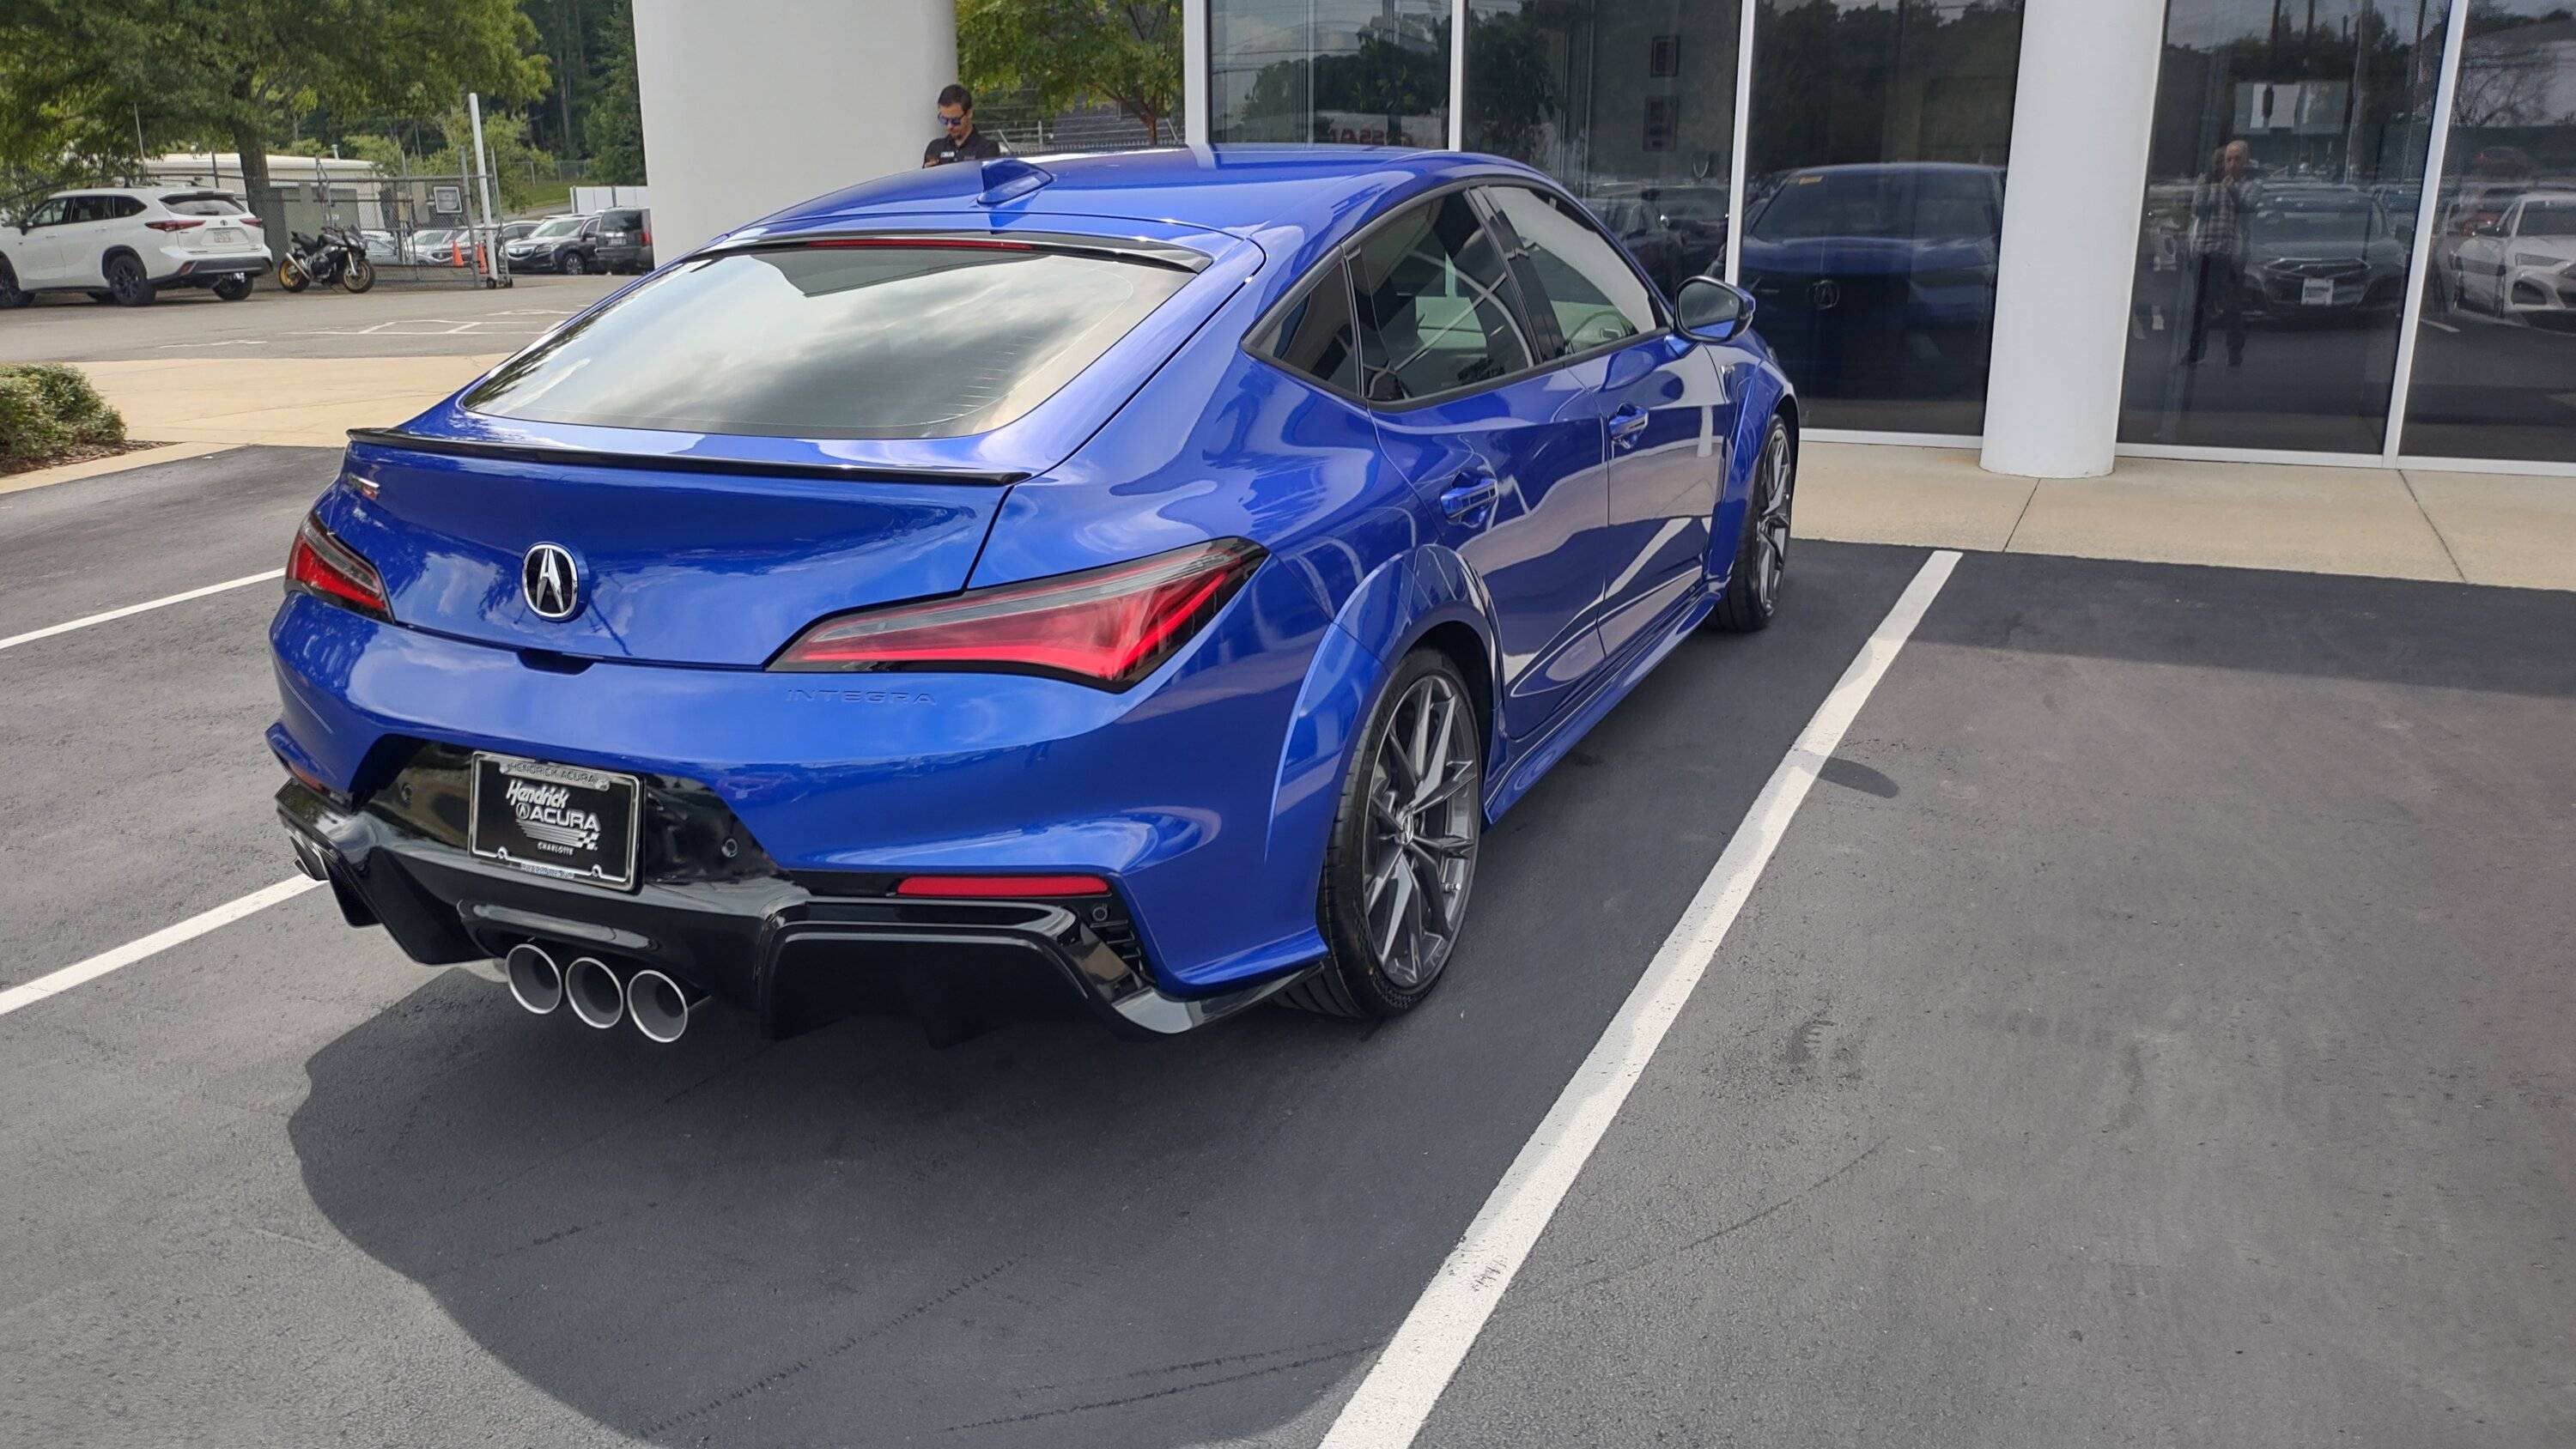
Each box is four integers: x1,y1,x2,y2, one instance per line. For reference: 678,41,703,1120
1461,0,1743,302
1211,0,1450,147
2401,3,2576,463
2120,0,2454,454
1738,1,2026,436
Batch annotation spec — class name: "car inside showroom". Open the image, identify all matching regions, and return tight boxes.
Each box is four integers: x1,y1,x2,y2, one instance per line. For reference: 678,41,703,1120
1202,0,2576,476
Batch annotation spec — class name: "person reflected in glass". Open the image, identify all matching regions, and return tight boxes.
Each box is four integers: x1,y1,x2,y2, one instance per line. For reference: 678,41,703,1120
2186,138,2255,369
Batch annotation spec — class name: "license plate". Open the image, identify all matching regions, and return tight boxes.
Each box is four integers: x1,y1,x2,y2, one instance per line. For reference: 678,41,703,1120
2302,278,2335,306
468,754,641,891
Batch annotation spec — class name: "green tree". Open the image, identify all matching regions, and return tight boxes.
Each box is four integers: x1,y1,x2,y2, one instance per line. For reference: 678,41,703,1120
0,0,545,215
958,0,1182,145
584,23,647,184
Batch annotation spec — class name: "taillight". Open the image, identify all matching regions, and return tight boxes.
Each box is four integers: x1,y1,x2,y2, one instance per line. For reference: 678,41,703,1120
772,537,1264,688
144,218,204,232
639,227,651,246
286,512,392,621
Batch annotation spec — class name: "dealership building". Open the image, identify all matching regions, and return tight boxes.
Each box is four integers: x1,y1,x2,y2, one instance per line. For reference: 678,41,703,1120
635,0,2574,480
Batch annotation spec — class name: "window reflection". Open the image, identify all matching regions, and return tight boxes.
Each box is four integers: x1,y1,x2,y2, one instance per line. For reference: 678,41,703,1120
1462,0,1743,300
2403,3,2576,463
1212,0,1450,147
2121,0,2453,454
1741,0,2025,436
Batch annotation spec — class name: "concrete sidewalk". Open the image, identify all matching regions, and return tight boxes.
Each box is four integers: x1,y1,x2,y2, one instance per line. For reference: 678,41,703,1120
1801,442,2574,592
45,357,2576,593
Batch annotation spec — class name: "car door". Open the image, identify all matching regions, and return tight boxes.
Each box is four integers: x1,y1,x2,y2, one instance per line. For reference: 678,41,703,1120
1351,189,1614,742
9,197,70,285
53,195,115,287
1479,183,1730,663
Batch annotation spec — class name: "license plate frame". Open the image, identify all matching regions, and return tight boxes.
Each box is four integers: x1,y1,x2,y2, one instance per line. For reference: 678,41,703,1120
467,753,642,892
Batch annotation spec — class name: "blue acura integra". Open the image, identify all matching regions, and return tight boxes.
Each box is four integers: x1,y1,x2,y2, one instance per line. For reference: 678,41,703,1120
269,146,1798,1046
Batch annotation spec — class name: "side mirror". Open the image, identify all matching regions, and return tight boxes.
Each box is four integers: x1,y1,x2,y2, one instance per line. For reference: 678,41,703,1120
1674,275,1756,344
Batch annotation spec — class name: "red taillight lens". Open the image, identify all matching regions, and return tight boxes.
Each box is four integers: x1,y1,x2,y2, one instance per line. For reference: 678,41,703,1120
772,538,1265,688
286,512,392,621
894,874,1110,898
144,218,205,232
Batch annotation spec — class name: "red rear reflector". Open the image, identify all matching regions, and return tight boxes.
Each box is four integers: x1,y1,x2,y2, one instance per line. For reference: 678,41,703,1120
895,874,1110,899
286,512,392,621
144,218,204,231
772,537,1265,688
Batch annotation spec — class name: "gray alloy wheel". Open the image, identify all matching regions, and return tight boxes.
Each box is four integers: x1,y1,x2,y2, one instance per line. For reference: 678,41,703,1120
105,254,155,306
1713,417,1794,633
562,251,587,275
1285,649,1482,1018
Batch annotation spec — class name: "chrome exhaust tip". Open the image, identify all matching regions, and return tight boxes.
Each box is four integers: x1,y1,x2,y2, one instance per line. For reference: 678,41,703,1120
563,956,626,1029
290,835,329,882
625,969,708,1045
504,943,563,1016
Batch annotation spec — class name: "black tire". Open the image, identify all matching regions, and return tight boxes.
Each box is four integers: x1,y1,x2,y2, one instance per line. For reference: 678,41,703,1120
0,260,29,309
211,274,253,302
562,251,588,275
104,254,155,306
338,256,374,294
1281,647,1483,1020
1711,416,1794,633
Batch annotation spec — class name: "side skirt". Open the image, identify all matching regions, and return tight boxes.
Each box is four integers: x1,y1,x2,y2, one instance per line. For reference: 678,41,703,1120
1481,581,1716,822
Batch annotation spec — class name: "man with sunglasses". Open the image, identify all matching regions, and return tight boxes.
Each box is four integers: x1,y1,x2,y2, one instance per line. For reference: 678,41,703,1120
923,84,1009,167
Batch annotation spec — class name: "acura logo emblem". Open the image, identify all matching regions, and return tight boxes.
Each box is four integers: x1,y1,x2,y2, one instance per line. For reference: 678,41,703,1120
522,543,580,620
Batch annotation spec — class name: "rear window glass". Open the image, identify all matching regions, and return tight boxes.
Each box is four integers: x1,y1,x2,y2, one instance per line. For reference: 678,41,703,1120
464,243,1194,440
1255,260,1361,395
161,194,246,216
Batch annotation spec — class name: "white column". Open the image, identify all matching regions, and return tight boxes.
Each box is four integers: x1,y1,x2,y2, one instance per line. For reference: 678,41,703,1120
1978,0,2165,479
1184,0,1211,144
633,0,957,258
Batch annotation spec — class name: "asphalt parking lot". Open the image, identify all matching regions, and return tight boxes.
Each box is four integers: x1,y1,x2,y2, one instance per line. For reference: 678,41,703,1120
0,273,618,361
2,448,2571,1448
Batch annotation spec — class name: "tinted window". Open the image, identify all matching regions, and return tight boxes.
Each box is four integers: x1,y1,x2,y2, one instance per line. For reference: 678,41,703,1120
2120,0,2452,455
62,197,108,224
1349,193,1536,403
1257,259,1362,395
531,217,584,238
464,243,1194,440
2400,2,2576,464
24,199,66,227
1480,185,1659,357
161,194,246,216
1212,0,1448,147
112,196,146,218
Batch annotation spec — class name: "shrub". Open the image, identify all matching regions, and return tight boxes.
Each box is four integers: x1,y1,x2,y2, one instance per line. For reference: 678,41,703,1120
0,372,72,464
0,362,125,464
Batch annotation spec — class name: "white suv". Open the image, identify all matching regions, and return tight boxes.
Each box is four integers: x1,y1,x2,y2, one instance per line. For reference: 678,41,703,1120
0,188,275,307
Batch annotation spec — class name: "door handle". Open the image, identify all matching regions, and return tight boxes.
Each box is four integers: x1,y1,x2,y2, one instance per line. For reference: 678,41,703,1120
1441,472,1498,523
1608,403,1650,449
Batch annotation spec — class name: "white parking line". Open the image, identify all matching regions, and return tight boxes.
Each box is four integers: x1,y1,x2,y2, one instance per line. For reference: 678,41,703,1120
0,876,321,1020
1318,549,1963,1449
0,569,283,653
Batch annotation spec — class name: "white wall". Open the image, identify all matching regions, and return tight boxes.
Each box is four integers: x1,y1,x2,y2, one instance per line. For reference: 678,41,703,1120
633,0,957,258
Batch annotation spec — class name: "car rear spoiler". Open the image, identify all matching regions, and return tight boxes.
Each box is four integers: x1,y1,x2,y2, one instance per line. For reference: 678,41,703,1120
343,428,1027,487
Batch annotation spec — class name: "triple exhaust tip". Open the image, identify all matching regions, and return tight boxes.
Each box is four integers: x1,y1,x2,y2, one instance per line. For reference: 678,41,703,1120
502,943,706,1043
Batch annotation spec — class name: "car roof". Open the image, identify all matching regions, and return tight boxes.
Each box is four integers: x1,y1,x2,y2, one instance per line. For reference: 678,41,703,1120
746,145,1555,246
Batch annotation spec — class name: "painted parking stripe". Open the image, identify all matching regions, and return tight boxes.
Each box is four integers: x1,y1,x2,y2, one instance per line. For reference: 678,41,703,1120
0,569,283,653
0,876,321,1020
1318,549,1963,1449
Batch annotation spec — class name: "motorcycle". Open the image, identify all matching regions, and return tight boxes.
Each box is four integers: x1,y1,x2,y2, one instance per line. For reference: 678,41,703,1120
276,227,374,294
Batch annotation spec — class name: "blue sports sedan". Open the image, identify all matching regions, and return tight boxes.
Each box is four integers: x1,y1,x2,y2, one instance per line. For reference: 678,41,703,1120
268,147,1799,1045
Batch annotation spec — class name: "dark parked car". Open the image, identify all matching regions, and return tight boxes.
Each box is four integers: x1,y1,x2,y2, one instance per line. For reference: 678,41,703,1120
589,207,653,273
1735,162,2003,403
503,215,595,274
2235,187,2409,322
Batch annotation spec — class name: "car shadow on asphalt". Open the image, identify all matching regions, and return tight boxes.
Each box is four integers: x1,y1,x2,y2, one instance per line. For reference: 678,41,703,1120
282,542,1934,1448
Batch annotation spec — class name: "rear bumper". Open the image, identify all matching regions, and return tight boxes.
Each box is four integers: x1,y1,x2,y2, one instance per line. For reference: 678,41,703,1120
276,779,1304,1038
152,249,270,285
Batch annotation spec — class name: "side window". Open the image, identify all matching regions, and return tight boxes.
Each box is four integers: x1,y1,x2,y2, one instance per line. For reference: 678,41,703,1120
60,197,103,225
115,197,146,218
1479,186,1659,358
1255,258,1361,396
24,199,66,228
1349,192,1535,404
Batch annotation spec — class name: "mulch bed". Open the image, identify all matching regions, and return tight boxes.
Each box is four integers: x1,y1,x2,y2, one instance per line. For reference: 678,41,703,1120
0,439,171,479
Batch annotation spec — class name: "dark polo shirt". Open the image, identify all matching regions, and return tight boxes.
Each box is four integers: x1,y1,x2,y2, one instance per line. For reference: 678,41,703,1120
924,130,1010,167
